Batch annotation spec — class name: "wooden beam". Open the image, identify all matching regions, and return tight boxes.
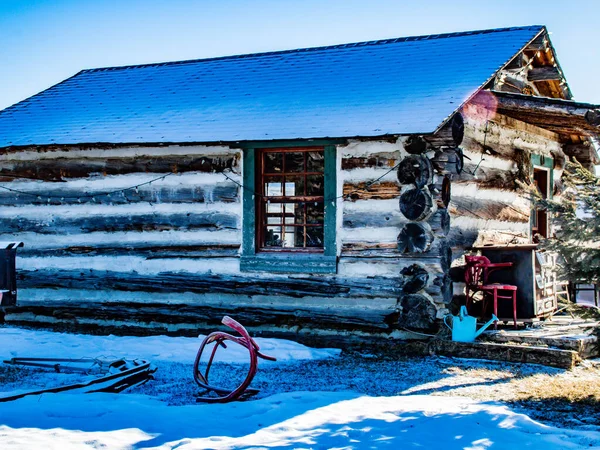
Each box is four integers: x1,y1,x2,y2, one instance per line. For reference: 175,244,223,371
525,35,547,52
504,53,525,70
470,91,600,137
427,340,581,369
527,66,561,82
563,143,599,169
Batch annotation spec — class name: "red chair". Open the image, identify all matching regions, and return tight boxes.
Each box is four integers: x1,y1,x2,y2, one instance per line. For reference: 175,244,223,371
465,255,518,329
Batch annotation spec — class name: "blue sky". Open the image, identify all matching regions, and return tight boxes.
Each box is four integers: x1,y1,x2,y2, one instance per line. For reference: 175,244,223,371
1,0,599,110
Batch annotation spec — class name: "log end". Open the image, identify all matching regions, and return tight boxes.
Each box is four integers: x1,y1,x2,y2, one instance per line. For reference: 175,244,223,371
403,136,429,155
398,294,437,331
399,188,434,221
397,223,434,253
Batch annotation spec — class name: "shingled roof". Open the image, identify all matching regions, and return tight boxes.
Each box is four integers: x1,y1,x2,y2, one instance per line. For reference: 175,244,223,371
0,25,545,148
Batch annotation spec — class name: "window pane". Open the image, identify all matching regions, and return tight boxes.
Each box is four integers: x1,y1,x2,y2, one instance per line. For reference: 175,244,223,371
306,174,324,196
295,226,306,247
265,226,283,247
264,152,282,173
306,227,324,248
294,203,306,224
266,200,283,215
283,226,296,248
307,151,324,172
264,176,283,196
285,176,305,196
306,203,324,224
283,201,295,216
284,152,304,173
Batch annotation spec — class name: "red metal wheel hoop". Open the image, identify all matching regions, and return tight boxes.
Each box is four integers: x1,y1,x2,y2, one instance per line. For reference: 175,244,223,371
193,316,276,403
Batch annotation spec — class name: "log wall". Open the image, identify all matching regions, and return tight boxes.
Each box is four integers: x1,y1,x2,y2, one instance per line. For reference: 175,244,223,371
0,143,424,337
1,109,566,339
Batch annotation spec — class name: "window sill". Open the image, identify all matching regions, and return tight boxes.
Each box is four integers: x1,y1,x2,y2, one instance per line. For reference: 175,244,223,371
240,254,337,274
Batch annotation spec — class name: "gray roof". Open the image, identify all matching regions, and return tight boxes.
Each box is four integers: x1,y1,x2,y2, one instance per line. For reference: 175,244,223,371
0,25,544,148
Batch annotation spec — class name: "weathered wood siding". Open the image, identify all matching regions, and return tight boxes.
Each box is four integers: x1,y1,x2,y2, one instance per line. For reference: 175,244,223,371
0,143,413,336
1,109,564,337
450,103,563,252
340,139,451,329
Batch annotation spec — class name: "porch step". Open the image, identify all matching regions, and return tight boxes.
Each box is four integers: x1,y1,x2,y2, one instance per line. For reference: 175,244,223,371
483,332,598,359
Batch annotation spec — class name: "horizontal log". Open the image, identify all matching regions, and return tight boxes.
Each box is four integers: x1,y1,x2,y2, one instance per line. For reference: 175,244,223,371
427,340,580,369
0,211,240,234
471,90,600,136
341,155,399,170
18,244,240,259
525,37,546,52
450,196,530,223
0,181,239,206
343,181,400,200
3,301,394,332
455,164,518,190
1,230,240,254
0,155,238,182
18,269,403,299
498,75,529,91
343,210,406,229
342,207,449,233
340,242,450,275
527,66,561,82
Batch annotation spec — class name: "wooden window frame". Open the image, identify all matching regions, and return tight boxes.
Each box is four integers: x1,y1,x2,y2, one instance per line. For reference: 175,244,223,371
256,147,325,253
239,140,341,274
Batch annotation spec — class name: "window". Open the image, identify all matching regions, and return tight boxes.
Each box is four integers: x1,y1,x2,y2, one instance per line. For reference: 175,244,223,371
240,142,339,274
532,168,549,238
530,154,553,241
257,148,325,251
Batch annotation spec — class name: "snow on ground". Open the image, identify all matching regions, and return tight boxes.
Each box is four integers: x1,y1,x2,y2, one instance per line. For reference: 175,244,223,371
1,326,600,449
0,327,339,364
3,391,600,450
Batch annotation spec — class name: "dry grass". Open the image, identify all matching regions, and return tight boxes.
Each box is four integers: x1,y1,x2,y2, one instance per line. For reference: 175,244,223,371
509,373,600,404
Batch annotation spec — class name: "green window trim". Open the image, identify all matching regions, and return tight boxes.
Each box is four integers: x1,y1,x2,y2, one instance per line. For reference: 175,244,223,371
531,153,554,199
241,141,339,274
530,153,554,239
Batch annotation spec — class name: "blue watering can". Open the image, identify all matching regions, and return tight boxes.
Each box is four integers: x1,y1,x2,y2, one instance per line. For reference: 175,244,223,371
443,306,498,342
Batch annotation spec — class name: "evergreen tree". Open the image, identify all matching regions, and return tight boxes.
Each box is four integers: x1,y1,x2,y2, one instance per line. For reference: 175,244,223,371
538,160,600,284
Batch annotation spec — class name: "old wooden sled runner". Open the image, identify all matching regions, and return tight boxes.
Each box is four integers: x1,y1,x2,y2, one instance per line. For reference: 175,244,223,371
0,357,156,402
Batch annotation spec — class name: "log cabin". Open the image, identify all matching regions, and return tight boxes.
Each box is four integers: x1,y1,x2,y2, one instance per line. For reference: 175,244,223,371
0,25,598,342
